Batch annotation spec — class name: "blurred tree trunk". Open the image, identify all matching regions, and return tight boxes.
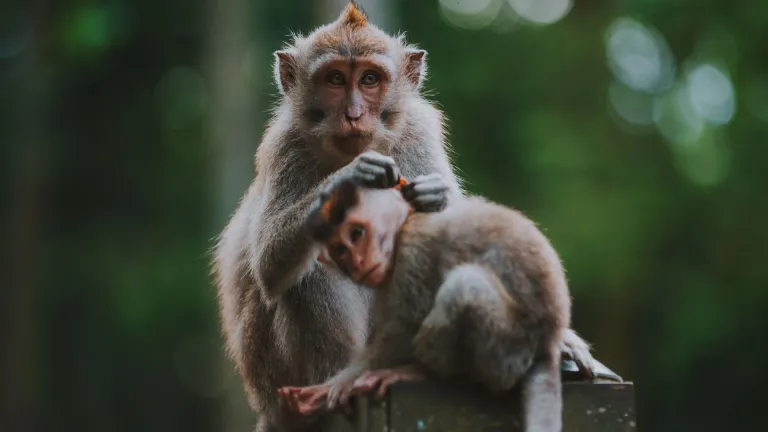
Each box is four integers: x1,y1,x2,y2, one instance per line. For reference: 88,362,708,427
204,0,258,430
1,3,50,431
314,0,397,31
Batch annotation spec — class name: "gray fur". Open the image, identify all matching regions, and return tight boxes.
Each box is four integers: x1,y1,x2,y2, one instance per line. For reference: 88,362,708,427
319,193,570,432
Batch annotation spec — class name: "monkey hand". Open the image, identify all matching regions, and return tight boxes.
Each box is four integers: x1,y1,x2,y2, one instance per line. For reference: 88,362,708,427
351,365,426,401
277,384,330,418
323,376,360,415
337,151,401,189
400,173,450,212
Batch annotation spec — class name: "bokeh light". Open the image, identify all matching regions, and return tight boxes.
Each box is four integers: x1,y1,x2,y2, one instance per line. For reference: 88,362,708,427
652,84,705,147
685,63,736,126
6,1,768,432
508,0,572,25
438,0,501,30
60,5,111,54
605,17,675,94
608,81,656,127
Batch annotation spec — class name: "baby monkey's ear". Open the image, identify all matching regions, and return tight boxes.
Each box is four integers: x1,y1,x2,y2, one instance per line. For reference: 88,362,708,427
306,178,361,242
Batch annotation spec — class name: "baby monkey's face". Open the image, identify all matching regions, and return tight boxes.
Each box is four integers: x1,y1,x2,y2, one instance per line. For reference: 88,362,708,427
320,188,410,288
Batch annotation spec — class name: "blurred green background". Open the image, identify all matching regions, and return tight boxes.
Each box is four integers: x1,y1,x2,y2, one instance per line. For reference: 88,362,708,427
2,0,767,431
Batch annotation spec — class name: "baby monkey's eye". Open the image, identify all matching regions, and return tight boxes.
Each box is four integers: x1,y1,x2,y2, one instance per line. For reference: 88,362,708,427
327,71,345,86
332,243,348,258
360,72,380,86
349,224,365,243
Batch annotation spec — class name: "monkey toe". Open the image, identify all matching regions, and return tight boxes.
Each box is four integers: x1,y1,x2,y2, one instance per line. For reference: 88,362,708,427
293,386,329,416
353,374,382,394
373,367,425,400
562,343,597,380
409,196,448,212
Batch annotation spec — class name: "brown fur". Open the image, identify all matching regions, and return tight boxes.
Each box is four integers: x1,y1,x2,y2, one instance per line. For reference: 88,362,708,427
305,185,570,431
214,2,597,431
212,2,462,431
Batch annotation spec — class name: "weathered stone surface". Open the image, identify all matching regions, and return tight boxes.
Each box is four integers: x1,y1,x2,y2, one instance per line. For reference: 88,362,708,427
348,380,636,432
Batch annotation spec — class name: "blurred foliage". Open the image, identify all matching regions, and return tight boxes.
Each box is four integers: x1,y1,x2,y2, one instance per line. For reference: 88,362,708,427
2,0,767,431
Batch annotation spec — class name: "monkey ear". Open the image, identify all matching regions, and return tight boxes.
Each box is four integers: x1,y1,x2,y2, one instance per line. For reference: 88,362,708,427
274,49,298,95
316,251,331,265
404,49,427,89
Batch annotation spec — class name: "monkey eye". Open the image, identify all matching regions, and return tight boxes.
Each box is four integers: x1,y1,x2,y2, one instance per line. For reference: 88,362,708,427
349,224,365,243
327,71,345,86
332,243,348,258
360,72,380,86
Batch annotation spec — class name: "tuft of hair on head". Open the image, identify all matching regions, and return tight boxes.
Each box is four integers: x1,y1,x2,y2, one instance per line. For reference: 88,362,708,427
306,178,361,242
338,0,368,29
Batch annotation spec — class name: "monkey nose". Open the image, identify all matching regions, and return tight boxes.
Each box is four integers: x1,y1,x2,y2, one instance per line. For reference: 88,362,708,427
346,106,363,121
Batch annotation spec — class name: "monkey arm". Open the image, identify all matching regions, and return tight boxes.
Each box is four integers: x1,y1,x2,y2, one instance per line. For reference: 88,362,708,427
250,190,323,302
252,151,404,301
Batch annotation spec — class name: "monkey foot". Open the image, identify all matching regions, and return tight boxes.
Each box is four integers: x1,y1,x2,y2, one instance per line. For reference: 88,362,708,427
277,384,329,417
561,358,623,383
352,365,426,400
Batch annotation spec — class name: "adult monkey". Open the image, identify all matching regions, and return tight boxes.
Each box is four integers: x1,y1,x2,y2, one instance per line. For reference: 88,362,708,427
212,2,600,431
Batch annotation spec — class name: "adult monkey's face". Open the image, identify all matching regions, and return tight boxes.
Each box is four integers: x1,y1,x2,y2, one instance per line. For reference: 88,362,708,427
272,2,428,165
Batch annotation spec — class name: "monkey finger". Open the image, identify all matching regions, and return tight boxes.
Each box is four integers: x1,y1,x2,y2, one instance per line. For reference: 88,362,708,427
359,153,400,185
299,391,327,415
336,385,352,408
400,184,448,203
351,173,381,187
326,386,340,410
355,161,386,174
297,397,323,416
360,164,399,187
277,387,295,401
355,164,390,187
410,195,448,212
359,151,395,168
404,179,449,196
352,375,381,394
383,163,401,188
375,376,398,401
289,390,303,414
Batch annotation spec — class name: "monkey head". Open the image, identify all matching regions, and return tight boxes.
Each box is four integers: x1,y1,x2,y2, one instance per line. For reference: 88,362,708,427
272,1,428,167
307,178,412,288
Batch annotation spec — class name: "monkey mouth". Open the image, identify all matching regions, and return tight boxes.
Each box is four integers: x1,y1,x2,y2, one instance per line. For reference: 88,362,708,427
335,133,373,155
358,263,382,287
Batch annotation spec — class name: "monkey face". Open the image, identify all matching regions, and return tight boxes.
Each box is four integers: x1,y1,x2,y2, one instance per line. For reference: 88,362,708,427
318,188,409,289
308,58,391,157
272,3,427,165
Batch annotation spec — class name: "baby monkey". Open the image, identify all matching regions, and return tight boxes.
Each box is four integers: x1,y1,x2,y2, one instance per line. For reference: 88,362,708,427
280,178,570,431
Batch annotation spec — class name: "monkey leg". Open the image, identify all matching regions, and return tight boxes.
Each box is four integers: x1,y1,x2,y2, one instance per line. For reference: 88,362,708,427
413,264,533,393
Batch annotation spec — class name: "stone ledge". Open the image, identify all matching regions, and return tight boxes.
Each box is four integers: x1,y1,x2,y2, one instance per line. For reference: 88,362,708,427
350,379,636,432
